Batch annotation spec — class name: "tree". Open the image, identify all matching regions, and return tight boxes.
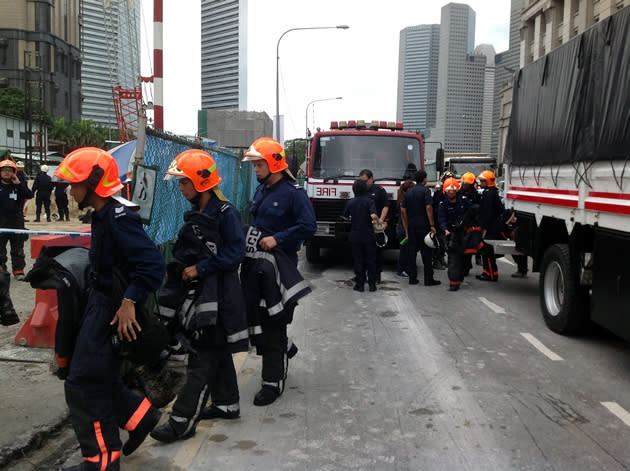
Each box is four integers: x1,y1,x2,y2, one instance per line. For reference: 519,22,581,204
285,138,308,174
48,118,117,154
0,87,25,118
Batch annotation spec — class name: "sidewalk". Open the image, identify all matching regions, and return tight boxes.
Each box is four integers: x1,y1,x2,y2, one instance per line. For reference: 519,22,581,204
0,220,88,468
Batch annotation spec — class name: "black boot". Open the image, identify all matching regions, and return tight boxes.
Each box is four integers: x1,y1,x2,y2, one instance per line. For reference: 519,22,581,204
201,403,240,420
253,385,281,406
150,417,196,443
0,272,19,326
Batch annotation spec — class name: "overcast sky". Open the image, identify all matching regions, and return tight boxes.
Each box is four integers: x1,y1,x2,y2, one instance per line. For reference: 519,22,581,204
140,0,511,141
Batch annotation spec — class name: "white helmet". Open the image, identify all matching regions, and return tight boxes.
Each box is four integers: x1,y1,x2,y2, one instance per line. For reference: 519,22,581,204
424,232,438,249
40,165,49,173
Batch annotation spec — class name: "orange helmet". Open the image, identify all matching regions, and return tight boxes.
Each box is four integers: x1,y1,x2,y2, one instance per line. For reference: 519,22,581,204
166,149,222,193
460,172,475,185
54,147,123,197
242,137,288,174
479,170,496,186
0,160,17,172
443,177,460,192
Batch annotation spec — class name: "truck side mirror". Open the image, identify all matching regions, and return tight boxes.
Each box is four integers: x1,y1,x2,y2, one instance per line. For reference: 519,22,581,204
436,148,444,173
496,165,503,177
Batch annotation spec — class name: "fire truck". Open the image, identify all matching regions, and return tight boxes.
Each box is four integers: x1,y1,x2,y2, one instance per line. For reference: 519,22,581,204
504,6,630,340
304,120,426,262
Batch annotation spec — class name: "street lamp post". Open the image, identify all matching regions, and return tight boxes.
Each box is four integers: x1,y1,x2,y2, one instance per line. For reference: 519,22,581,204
275,25,349,142
305,97,342,139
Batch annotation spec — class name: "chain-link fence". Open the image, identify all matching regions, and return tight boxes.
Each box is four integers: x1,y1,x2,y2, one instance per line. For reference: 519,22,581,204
141,128,253,245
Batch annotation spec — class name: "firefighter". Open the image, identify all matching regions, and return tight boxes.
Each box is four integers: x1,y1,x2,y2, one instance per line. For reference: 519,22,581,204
54,148,165,470
359,169,388,282
460,172,481,204
396,179,415,277
401,170,441,287
477,170,504,282
242,137,316,406
0,159,32,282
432,171,455,270
343,179,379,292
438,177,473,291
32,164,53,222
54,181,71,221
150,149,248,443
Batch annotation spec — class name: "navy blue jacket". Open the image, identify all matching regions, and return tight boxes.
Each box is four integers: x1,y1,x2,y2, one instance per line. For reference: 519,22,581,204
402,183,433,229
250,176,316,259
32,173,53,198
479,186,504,238
343,195,377,243
438,195,471,232
195,196,245,277
0,178,33,217
90,200,165,303
54,182,70,201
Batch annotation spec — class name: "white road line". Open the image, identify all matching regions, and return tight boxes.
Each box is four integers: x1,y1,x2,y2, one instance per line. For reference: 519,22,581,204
478,296,506,314
602,402,630,427
520,333,564,361
498,257,516,266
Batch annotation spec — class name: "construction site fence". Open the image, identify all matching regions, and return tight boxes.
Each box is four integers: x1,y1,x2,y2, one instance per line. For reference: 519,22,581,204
142,128,255,246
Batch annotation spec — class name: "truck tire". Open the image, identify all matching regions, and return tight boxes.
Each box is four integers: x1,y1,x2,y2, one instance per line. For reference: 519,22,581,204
305,242,320,263
539,243,588,334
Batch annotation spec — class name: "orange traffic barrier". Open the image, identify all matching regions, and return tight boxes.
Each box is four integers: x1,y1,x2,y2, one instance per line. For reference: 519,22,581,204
15,227,91,348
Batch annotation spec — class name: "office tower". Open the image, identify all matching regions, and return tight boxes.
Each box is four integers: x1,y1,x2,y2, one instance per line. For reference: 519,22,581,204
0,0,81,122
431,3,490,153
201,0,248,110
396,24,440,136
81,0,141,128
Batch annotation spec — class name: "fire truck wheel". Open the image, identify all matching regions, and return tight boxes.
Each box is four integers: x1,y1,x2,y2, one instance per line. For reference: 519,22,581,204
539,243,589,335
305,242,320,263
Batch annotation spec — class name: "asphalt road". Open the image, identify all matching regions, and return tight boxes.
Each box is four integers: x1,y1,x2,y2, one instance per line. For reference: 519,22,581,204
7,248,630,470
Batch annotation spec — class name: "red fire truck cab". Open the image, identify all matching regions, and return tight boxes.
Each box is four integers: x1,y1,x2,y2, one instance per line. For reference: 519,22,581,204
304,120,425,262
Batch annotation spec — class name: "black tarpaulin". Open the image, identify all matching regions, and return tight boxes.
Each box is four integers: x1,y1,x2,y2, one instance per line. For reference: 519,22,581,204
506,6,630,166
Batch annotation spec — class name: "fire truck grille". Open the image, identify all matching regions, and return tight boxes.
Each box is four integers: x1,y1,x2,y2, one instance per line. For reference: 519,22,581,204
313,200,346,221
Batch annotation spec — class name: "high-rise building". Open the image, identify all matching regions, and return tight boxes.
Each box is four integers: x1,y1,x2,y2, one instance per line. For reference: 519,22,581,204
0,0,81,122
200,0,247,110
396,24,440,136
81,0,141,128
520,0,629,67
492,0,523,160
431,3,491,153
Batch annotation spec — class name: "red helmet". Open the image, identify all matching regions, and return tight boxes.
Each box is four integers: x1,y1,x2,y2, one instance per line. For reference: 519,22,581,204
443,177,460,192
0,160,17,173
479,170,496,187
54,147,123,197
166,149,222,193
242,137,288,174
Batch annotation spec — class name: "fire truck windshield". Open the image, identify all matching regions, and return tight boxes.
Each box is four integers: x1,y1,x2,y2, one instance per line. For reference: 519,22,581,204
311,134,422,180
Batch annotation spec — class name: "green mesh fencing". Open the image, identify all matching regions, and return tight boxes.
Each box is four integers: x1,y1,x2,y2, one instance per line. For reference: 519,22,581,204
141,128,253,245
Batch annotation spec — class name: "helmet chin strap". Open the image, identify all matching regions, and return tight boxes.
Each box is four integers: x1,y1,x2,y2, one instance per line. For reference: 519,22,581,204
79,165,105,210
257,170,271,184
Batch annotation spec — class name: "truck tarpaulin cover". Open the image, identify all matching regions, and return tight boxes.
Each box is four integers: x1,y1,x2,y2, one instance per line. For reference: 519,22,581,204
505,6,630,166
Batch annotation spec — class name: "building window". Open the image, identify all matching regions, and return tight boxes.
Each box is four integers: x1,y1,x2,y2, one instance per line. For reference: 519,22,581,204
6,129,13,138
19,132,27,140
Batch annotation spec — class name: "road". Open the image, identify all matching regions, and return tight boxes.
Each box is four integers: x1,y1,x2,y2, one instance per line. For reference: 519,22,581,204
10,249,630,470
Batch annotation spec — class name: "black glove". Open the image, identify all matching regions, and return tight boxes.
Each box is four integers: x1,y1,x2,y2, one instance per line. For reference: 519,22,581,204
56,366,69,380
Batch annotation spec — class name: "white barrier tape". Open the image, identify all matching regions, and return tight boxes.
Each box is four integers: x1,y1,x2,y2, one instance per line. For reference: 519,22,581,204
0,228,91,237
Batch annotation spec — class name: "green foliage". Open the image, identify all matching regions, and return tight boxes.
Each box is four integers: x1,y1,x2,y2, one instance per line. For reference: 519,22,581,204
285,138,308,173
0,87,27,119
48,118,118,154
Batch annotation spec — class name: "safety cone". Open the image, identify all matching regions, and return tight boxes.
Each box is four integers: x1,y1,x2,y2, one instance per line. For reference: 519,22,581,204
15,289,58,348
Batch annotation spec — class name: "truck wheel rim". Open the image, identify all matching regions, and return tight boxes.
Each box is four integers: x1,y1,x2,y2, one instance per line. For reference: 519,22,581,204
544,261,564,317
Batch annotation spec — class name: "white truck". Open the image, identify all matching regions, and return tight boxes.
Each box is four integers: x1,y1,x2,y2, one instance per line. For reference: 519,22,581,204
504,6,630,339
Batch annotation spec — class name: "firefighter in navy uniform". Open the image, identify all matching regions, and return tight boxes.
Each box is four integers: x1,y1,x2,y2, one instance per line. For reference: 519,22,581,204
0,159,32,325
438,177,473,291
401,170,441,287
54,181,71,221
54,148,165,471
150,149,248,443
476,170,504,282
32,164,53,222
242,137,316,406
359,169,388,282
459,172,480,275
432,171,455,270
0,159,32,283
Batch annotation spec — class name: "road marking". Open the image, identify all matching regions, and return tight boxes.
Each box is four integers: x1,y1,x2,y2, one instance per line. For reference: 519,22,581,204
520,333,564,361
602,402,630,427
478,296,506,314
498,257,516,266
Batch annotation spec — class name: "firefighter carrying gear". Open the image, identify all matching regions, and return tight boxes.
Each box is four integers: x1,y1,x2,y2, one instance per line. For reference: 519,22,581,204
242,137,294,176
165,149,229,201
